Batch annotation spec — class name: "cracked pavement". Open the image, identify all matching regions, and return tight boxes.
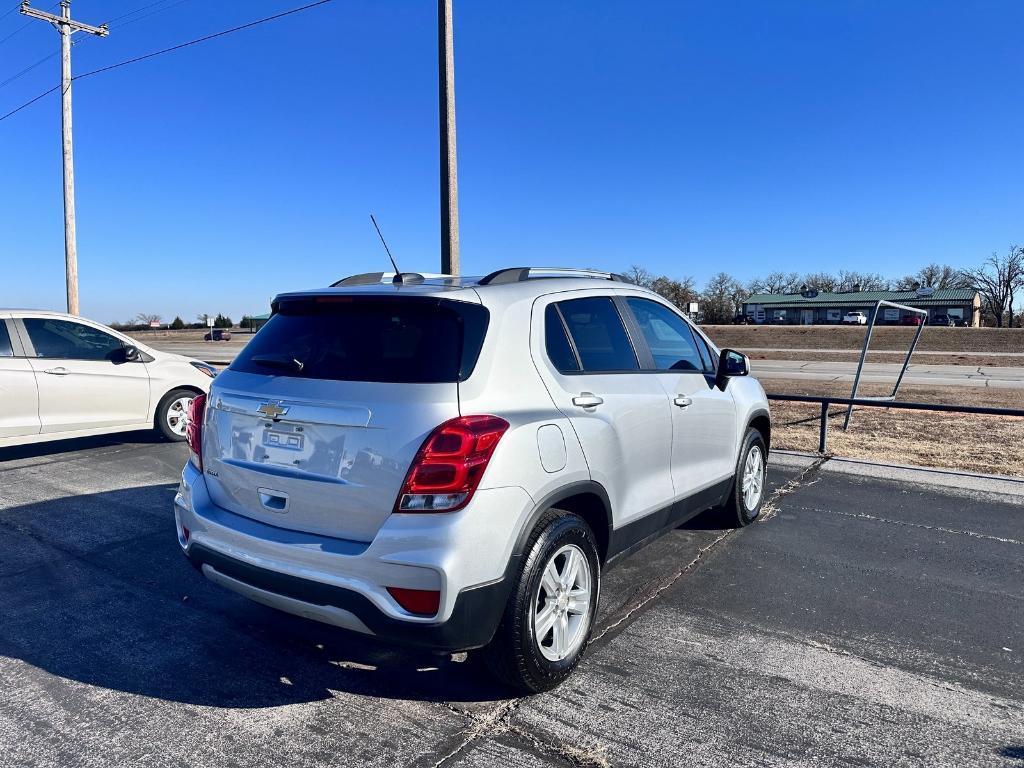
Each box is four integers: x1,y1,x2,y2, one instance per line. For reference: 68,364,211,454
0,436,1021,767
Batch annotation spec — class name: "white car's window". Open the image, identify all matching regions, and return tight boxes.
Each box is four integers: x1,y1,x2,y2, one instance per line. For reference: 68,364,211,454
625,298,705,373
555,297,639,373
23,318,124,361
0,322,12,357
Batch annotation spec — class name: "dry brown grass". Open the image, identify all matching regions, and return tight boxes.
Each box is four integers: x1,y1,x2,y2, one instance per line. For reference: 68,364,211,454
748,350,1024,367
704,324,1024,353
765,381,1024,477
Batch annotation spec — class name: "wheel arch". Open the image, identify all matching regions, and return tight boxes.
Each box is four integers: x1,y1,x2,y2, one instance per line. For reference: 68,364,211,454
151,384,204,423
747,408,771,454
511,481,612,567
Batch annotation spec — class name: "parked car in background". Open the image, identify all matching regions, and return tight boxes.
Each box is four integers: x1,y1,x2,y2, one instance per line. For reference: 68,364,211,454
0,310,216,447
204,328,232,341
842,311,868,325
174,267,771,692
932,314,964,327
901,314,925,326
732,314,753,325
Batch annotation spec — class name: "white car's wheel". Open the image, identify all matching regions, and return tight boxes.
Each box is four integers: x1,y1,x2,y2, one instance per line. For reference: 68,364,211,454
155,388,196,442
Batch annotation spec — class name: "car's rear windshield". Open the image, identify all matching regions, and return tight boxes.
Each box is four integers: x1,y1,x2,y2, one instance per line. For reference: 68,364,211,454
230,295,489,383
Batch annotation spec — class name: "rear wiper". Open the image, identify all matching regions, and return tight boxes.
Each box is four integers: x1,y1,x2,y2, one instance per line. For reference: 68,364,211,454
250,354,304,373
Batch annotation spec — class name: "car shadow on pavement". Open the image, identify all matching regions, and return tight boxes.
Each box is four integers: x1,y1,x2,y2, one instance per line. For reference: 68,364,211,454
0,484,514,709
0,431,165,462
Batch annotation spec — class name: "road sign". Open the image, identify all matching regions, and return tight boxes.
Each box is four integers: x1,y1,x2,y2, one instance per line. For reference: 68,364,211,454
207,317,215,328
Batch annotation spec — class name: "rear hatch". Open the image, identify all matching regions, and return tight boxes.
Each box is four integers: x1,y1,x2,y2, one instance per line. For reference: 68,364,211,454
201,293,489,543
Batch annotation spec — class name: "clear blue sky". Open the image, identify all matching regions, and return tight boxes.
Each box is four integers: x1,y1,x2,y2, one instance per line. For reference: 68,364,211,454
1,1,1021,324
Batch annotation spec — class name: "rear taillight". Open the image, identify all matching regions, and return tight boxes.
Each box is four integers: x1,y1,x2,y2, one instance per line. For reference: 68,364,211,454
395,415,509,513
186,393,207,471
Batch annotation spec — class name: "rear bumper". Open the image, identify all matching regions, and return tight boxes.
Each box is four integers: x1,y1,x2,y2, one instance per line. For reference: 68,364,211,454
185,542,509,651
174,461,530,652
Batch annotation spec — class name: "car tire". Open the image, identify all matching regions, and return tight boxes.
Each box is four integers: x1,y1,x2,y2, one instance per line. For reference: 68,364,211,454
154,388,197,442
723,428,768,527
482,510,600,693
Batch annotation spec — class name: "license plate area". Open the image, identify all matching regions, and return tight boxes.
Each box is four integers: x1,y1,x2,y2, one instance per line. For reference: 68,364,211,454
262,427,305,451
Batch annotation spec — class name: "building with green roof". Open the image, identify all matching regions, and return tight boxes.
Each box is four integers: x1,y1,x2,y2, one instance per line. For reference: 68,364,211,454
741,287,980,326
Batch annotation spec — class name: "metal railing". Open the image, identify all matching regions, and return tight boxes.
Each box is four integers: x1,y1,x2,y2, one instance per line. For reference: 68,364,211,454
767,393,1024,454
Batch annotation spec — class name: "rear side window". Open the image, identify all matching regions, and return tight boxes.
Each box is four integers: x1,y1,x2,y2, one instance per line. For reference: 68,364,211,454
555,297,638,373
544,305,579,373
0,322,12,357
231,297,489,383
23,318,124,361
625,298,704,373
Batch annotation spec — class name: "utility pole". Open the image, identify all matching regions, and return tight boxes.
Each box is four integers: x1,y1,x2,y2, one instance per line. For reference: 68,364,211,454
20,1,108,315
438,0,459,275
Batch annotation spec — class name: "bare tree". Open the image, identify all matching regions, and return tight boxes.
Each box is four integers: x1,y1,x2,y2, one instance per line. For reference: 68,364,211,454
837,270,889,292
625,265,655,288
650,275,698,309
750,271,801,294
701,272,744,324
800,271,840,292
894,263,971,291
135,313,161,326
962,246,1024,327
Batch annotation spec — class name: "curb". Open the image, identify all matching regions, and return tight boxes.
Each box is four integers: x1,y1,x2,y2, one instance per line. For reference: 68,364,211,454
770,450,1024,506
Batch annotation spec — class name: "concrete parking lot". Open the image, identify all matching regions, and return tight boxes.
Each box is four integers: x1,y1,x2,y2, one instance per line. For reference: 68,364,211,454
0,438,1021,767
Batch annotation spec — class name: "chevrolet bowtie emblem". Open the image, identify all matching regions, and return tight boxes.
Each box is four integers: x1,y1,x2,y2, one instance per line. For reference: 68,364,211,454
257,402,288,420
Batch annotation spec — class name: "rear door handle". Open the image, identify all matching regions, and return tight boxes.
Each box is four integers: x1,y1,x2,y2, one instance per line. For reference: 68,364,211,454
572,393,604,409
673,395,693,408
43,367,70,376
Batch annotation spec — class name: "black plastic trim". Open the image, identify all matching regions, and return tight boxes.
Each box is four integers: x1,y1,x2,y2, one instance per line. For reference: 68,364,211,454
187,544,508,652
605,476,733,567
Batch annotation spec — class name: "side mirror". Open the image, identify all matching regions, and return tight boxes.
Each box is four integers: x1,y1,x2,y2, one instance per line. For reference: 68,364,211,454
715,348,749,389
122,345,141,362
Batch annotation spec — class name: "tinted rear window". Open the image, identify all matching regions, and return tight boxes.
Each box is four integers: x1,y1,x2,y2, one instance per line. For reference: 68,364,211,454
231,296,489,383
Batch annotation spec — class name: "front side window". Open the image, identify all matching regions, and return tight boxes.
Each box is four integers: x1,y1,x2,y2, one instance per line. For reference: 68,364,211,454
23,318,124,361
0,322,12,357
555,297,638,373
625,298,705,373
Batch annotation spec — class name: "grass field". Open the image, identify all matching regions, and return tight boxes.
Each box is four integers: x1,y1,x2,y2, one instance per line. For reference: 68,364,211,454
704,324,1024,353
766,380,1024,478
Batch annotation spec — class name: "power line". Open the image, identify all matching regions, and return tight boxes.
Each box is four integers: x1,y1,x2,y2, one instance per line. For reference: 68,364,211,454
76,0,332,81
0,0,334,124
0,50,57,90
0,2,57,46
108,0,195,30
0,4,21,23
103,0,175,25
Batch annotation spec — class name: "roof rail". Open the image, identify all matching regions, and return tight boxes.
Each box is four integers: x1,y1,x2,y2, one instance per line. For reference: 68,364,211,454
477,267,634,286
331,272,428,287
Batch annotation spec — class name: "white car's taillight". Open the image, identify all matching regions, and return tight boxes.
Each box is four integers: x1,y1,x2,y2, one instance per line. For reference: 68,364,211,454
186,393,207,471
394,415,509,513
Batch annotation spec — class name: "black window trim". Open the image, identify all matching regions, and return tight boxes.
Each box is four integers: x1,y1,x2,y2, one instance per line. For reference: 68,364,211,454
0,318,18,358
548,303,583,374
618,295,712,375
544,295,642,376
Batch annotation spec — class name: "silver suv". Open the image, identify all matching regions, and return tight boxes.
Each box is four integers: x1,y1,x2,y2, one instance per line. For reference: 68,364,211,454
174,268,771,692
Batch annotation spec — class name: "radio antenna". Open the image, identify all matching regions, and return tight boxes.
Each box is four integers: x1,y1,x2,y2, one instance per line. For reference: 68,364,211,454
370,214,400,275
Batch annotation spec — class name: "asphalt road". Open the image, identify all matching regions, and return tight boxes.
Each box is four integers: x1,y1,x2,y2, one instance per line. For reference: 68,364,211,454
1,438,1021,767
147,339,1024,388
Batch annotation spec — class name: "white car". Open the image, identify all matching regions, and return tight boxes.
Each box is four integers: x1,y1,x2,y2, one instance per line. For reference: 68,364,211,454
0,310,216,448
842,311,868,325
174,268,771,692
